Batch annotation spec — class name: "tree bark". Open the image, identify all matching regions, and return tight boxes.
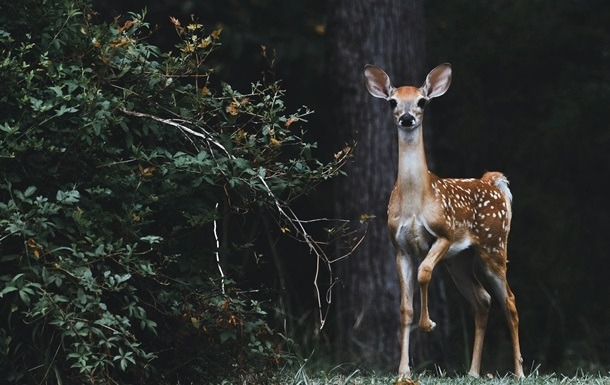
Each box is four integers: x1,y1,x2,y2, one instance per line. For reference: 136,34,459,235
326,0,448,372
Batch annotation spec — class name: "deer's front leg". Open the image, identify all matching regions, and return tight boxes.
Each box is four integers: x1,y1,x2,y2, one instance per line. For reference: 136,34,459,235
417,237,451,332
396,253,416,379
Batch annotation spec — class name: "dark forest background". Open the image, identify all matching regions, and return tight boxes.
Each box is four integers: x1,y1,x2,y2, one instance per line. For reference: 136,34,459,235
52,0,610,376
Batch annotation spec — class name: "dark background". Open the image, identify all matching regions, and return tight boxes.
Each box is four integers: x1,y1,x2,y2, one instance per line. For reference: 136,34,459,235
93,0,610,375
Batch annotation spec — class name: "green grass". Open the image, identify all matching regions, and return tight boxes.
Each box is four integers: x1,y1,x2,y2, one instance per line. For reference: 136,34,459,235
272,366,610,385
281,372,610,385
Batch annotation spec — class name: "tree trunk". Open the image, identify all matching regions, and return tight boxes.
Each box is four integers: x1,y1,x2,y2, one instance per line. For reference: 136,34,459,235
326,0,449,372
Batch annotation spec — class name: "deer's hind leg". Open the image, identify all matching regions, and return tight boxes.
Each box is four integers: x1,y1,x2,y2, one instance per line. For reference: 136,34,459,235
445,251,492,378
478,249,525,378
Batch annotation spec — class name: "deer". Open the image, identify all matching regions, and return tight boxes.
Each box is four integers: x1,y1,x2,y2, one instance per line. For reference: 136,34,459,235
363,63,525,382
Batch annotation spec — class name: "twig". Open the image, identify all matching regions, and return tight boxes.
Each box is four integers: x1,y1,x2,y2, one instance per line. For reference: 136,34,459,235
119,109,233,159
214,202,225,294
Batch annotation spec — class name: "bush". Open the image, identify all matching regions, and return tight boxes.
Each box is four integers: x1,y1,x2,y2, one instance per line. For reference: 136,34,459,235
0,1,352,383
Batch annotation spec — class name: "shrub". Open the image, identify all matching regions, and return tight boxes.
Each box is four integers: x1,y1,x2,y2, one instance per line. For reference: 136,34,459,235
0,1,352,383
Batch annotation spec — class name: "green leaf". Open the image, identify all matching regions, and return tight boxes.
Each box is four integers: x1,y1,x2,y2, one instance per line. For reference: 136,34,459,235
56,189,80,204
24,186,37,198
55,104,78,116
0,286,18,297
18,289,30,305
49,85,63,97
219,331,236,343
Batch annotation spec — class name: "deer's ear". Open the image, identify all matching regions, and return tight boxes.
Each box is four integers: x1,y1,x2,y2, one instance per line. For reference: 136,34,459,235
364,65,394,99
422,63,452,98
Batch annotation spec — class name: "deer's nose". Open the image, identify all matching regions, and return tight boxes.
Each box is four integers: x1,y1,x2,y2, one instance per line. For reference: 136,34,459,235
399,114,415,127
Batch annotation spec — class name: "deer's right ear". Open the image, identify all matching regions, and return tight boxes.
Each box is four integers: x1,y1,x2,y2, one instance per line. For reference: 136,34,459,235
364,65,393,99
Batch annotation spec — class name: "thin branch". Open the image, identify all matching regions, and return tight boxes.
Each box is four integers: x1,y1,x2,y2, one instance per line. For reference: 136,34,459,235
119,109,233,159
214,202,225,294
256,174,332,328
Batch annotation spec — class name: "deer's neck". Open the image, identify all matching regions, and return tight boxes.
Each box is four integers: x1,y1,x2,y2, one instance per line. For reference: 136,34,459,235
395,127,431,208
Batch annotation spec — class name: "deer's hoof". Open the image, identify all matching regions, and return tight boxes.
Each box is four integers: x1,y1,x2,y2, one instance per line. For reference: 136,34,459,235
418,319,436,332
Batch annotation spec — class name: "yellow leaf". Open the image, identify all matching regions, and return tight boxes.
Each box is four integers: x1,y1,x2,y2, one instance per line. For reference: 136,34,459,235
359,213,375,222
187,23,202,31
139,164,155,177
199,37,211,49
334,145,352,160
119,20,136,32
226,102,239,116
234,128,247,142
285,117,298,127
211,28,222,39
190,317,200,329
270,137,281,146
169,16,180,26
26,238,38,248
181,43,195,53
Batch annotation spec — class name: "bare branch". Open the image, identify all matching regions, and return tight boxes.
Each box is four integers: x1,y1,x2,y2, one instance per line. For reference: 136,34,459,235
120,108,234,159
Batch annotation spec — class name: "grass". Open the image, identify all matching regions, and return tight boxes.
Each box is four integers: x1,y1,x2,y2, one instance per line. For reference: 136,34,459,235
271,364,610,385
280,372,610,385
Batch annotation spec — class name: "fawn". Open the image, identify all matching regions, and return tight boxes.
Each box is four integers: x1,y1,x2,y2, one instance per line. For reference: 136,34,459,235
364,63,524,381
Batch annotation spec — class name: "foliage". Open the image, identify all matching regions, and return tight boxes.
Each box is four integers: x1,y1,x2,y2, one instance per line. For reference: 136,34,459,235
0,0,353,383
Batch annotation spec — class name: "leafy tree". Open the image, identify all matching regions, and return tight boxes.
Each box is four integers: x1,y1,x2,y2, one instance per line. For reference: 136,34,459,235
0,0,355,383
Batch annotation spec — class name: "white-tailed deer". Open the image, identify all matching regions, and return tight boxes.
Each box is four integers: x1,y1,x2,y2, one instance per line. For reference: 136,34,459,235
364,63,524,381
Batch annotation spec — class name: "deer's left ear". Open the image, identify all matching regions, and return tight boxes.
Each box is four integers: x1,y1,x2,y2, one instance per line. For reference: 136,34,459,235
422,63,452,99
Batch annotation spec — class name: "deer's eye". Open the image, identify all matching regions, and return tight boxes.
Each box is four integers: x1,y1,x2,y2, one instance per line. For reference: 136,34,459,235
388,99,397,109
417,98,427,108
